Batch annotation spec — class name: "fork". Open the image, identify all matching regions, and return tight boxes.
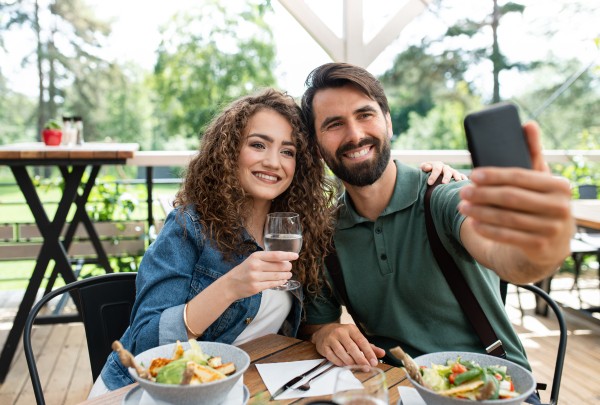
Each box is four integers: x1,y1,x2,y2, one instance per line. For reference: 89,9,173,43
295,365,337,391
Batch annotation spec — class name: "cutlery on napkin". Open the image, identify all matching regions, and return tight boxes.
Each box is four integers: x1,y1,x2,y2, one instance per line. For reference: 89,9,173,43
256,359,364,400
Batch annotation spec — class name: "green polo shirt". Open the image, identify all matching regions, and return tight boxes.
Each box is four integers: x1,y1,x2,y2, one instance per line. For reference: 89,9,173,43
305,160,530,370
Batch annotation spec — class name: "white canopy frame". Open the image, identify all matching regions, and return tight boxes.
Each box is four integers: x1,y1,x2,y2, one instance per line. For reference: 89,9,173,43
278,0,433,68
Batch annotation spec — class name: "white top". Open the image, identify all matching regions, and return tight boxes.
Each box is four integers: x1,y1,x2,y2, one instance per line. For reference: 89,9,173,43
232,289,293,346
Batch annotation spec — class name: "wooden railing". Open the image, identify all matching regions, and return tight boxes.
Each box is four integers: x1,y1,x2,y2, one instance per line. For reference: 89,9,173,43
126,149,600,167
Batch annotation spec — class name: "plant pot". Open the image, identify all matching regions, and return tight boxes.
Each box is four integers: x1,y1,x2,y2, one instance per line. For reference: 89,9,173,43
42,129,62,146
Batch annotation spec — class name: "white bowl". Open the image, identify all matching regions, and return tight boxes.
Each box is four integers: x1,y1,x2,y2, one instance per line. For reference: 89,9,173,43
406,352,536,405
128,341,250,405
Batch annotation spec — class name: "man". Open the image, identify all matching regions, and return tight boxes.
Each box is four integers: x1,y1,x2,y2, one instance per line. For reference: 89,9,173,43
298,63,572,403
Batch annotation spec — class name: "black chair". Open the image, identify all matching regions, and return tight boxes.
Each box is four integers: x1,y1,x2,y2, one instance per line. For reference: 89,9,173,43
24,272,137,405
512,283,567,405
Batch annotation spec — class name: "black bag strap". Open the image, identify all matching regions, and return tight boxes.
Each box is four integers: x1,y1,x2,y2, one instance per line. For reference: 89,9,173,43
425,177,506,358
324,248,369,339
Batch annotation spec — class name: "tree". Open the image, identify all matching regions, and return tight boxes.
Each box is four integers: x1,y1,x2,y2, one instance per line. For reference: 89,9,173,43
379,42,474,137
512,56,600,150
444,0,527,103
0,68,37,145
152,0,277,143
0,0,111,143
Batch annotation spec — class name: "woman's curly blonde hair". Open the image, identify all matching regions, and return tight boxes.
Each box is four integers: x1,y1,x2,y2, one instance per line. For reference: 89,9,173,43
173,88,337,297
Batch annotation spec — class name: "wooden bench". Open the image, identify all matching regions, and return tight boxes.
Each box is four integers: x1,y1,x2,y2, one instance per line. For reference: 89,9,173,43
0,220,164,261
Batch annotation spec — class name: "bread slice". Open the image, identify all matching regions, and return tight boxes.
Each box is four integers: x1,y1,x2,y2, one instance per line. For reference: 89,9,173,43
215,363,236,376
149,358,173,377
191,363,226,383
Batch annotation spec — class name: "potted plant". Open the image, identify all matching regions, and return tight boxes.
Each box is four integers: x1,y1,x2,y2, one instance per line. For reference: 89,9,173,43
42,120,63,145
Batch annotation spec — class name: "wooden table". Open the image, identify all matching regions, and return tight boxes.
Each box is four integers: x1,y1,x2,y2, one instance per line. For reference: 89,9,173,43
0,142,139,383
571,200,600,231
78,334,410,405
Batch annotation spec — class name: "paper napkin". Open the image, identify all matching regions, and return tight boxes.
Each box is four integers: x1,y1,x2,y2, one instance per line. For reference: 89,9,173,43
256,359,363,400
397,386,427,405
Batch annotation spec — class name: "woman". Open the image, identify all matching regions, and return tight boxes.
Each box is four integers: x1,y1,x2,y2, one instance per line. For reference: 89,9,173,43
90,88,465,396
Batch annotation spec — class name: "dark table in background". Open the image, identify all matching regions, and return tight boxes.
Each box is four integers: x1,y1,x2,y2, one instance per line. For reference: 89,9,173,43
0,142,139,383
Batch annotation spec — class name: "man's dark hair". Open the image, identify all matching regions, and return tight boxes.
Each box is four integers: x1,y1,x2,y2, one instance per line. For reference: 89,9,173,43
301,63,390,139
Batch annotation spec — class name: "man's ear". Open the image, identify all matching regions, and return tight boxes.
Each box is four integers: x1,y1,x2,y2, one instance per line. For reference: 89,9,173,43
314,143,323,159
386,112,393,139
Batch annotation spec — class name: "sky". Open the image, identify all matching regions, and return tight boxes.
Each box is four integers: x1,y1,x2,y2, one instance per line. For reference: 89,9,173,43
1,0,599,100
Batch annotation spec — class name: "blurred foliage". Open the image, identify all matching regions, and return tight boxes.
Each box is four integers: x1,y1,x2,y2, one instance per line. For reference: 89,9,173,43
512,57,600,150
0,68,38,145
0,0,112,139
444,0,529,103
380,43,482,149
152,0,277,143
86,175,141,222
380,43,477,136
550,127,600,196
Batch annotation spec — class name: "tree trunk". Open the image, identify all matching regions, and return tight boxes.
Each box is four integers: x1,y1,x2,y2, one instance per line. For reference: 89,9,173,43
35,0,45,177
491,0,501,103
48,31,57,120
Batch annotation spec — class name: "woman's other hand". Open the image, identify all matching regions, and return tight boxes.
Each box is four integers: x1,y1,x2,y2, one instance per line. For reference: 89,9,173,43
223,251,298,301
419,161,468,185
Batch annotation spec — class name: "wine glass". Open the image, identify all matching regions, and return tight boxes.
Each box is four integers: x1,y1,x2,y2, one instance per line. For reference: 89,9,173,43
332,366,388,405
264,212,302,291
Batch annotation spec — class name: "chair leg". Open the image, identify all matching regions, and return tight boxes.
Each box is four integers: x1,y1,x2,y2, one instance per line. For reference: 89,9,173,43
571,253,582,296
516,286,525,319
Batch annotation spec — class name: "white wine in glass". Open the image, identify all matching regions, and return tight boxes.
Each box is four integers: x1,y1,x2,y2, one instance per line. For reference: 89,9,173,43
264,212,302,291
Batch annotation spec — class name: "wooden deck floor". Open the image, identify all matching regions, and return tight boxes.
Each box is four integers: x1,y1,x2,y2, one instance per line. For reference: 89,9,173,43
0,275,599,405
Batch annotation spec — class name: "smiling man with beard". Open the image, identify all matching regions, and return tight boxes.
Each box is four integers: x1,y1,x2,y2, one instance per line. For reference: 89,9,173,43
299,63,573,405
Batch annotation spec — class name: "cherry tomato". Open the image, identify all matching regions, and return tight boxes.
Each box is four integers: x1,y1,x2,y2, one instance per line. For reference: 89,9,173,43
420,366,427,369
449,373,458,385
494,373,503,380
451,363,467,374
457,395,468,399
499,396,511,399
509,381,514,391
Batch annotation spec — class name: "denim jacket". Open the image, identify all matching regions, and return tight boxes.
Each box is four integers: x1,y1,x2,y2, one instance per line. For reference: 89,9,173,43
100,205,303,390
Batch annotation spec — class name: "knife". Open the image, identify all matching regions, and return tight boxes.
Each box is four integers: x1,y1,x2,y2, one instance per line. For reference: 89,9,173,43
270,358,329,400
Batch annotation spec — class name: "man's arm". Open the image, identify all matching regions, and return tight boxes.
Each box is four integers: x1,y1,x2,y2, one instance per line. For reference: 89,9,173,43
298,319,385,367
458,122,573,284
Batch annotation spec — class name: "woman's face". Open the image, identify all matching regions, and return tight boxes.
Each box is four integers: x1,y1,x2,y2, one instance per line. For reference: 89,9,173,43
237,109,296,203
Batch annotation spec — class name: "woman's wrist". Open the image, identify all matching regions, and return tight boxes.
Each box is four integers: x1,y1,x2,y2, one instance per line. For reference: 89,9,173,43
215,271,244,303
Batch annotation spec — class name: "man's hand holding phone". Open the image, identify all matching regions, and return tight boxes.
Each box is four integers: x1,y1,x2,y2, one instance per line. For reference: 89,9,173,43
458,121,574,283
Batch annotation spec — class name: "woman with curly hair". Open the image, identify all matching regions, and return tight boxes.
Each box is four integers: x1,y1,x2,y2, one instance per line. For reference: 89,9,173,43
91,88,463,395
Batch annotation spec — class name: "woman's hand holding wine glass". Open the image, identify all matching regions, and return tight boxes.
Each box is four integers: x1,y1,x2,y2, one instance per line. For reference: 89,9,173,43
222,251,298,301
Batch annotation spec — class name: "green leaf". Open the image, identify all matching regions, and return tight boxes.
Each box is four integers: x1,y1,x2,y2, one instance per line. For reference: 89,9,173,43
500,2,526,15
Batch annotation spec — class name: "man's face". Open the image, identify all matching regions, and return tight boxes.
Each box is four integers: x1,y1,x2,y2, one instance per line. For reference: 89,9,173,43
312,83,392,187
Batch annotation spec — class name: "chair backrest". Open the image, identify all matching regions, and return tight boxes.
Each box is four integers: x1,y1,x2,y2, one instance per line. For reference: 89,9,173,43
79,275,137,380
578,184,598,199
23,272,137,405
513,283,567,405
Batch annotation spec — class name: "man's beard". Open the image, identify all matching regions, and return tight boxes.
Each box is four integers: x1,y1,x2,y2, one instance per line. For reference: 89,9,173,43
318,132,391,187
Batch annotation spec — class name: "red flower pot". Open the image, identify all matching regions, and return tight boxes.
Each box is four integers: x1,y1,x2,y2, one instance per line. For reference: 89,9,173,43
42,129,62,146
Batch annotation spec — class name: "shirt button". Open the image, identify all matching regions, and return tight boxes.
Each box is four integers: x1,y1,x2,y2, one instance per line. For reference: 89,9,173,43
246,317,252,324
380,254,387,260
375,227,382,234
248,245,257,252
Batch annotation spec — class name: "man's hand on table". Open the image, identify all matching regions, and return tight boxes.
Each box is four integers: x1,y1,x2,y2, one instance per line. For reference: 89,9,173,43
307,323,385,367
458,121,574,283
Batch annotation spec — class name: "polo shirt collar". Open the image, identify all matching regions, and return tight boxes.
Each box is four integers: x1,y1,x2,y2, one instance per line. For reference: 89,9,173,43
337,160,421,229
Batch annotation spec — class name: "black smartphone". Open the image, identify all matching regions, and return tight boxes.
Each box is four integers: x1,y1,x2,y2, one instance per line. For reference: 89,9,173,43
464,102,532,169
